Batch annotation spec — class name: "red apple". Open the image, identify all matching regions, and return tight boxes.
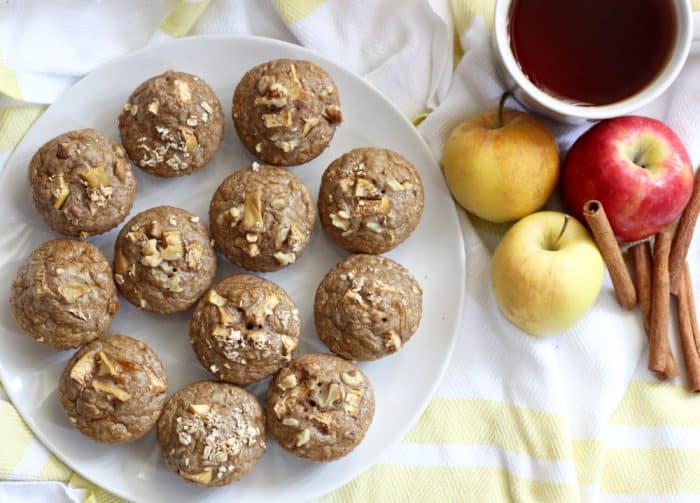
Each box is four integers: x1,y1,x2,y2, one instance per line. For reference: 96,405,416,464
563,116,693,242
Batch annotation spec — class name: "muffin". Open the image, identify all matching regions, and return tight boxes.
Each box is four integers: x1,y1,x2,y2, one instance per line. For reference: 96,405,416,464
318,147,424,254
119,71,224,177
314,254,423,361
266,353,374,462
29,128,136,237
209,163,315,271
58,334,168,443
190,274,301,385
10,239,119,349
113,206,217,313
157,381,266,487
232,59,342,166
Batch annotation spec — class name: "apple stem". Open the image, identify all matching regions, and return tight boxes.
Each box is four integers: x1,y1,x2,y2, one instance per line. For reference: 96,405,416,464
552,215,571,250
633,144,651,169
497,91,511,128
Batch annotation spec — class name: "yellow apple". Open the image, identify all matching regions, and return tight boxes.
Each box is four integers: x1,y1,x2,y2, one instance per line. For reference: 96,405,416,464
491,211,604,336
442,108,559,223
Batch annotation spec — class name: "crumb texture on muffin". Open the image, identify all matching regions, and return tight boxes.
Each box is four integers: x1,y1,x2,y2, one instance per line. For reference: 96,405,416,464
266,353,374,462
29,128,136,237
113,205,216,313
233,59,342,166
119,71,224,177
318,147,424,254
315,254,423,360
157,381,266,487
190,274,301,385
209,164,315,272
58,334,168,443
11,239,119,349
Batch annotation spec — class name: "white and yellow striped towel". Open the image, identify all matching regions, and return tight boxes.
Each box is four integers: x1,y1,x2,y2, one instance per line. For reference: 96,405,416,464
2,1,700,502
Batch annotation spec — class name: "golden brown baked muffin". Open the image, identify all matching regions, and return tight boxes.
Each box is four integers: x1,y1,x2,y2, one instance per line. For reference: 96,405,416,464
318,148,424,254
266,353,374,462
29,128,136,237
190,274,301,385
209,164,315,272
157,381,266,487
314,254,422,361
58,334,168,443
119,71,224,177
10,239,119,349
232,59,342,166
113,206,217,314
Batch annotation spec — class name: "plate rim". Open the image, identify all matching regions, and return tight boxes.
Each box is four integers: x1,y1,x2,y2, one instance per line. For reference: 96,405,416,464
0,33,466,502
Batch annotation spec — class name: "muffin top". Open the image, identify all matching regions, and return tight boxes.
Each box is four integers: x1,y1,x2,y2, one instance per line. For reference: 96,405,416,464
58,334,168,443
190,274,301,385
318,148,424,254
232,59,342,166
113,205,217,313
266,353,375,462
10,239,119,349
315,254,423,361
119,71,224,177
29,128,136,237
157,381,266,487
209,164,316,272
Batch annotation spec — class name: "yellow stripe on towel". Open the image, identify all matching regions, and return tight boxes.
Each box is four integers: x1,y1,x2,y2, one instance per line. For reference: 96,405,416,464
160,0,211,38
273,0,326,24
450,0,496,36
69,473,127,503
601,448,700,494
324,465,578,503
405,398,569,460
38,453,72,482
611,380,700,428
0,401,38,476
0,51,22,101
572,439,606,487
0,106,45,153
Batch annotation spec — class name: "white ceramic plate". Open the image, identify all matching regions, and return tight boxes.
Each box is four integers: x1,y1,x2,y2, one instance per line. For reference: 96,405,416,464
0,36,464,502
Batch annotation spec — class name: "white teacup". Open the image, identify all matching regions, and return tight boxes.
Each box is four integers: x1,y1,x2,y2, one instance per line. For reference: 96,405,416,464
493,0,700,123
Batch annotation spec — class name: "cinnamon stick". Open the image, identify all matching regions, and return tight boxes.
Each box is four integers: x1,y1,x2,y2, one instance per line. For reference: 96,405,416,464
630,240,677,378
662,344,681,380
669,169,700,295
648,229,677,375
583,201,637,309
630,241,653,330
678,262,700,391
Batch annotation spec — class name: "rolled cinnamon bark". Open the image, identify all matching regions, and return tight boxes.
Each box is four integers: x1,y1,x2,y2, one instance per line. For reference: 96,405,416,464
630,241,653,330
669,170,700,295
678,262,700,392
583,201,637,309
662,347,681,380
630,240,677,378
648,229,677,376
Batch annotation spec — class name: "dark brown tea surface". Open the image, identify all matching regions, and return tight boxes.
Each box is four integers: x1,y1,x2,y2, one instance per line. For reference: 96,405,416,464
509,0,676,105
